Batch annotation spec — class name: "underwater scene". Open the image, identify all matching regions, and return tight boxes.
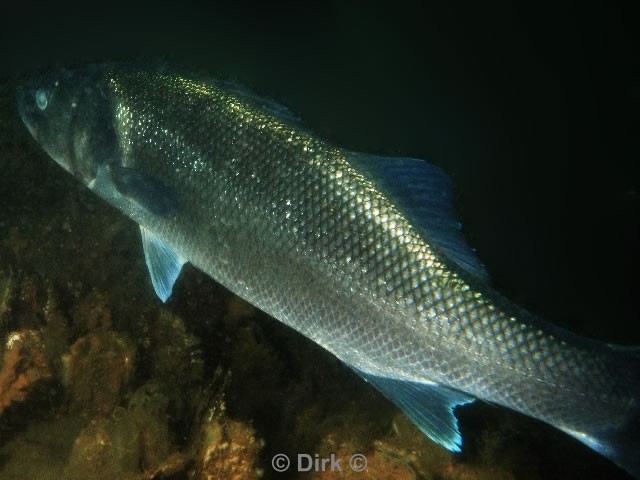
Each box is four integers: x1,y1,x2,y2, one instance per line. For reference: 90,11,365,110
0,2,638,480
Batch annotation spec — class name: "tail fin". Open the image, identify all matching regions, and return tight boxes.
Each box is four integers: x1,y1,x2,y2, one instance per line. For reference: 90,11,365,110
602,413,640,478
568,407,640,478
563,346,640,478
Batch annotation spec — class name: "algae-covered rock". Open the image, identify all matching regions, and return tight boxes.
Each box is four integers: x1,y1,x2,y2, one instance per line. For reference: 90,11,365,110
63,382,173,479
0,415,86,480
148,309,204,393
71,290,113,333
65,416,140,480
0,329,53,414
127,381,172,469
63,331,136,415
0,267,13,328
197,418,263,480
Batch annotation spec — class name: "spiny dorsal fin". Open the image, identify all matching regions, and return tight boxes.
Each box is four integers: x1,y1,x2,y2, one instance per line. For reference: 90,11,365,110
212,79,302,125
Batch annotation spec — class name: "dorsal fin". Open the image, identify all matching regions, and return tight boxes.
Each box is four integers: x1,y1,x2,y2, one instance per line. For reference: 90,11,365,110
212,79,302,125
349,152,489,281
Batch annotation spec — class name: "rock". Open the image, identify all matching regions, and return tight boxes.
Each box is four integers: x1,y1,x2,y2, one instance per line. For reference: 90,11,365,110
0,329,53,414
0,415,86,480
148,310,203,393
127,382,172,469
197,419,263,480
64,416,140,480
63,331,136,415
71,291,112,332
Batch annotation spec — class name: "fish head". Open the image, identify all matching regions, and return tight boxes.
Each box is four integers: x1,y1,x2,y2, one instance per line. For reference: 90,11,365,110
17,66,114,186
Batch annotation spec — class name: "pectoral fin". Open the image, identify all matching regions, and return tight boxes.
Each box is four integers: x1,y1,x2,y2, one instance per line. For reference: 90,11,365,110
354,369,474,452
140,226,186,302
112,165,180,216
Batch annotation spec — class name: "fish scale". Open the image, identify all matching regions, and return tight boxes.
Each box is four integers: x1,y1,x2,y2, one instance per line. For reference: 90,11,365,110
17,64,639,477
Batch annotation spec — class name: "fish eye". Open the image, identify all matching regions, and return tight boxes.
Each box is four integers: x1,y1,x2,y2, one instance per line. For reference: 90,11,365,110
35,88,48,110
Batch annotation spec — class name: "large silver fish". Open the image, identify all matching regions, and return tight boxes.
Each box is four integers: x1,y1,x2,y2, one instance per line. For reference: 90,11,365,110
17,64,639,477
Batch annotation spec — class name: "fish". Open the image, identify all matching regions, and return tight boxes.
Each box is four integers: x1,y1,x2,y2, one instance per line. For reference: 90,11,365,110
17,64,640,477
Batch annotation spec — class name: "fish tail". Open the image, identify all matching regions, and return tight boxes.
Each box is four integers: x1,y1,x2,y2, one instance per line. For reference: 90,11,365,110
600,354,640,479
600,408,640,478
580,405,639,479
566,346,640,478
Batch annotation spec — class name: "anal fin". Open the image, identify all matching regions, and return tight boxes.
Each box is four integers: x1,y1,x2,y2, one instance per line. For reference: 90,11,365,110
353,369,474,452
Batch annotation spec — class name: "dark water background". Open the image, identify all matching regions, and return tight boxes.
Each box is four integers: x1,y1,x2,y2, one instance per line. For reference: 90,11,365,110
5,1,637,340
0,1,638,479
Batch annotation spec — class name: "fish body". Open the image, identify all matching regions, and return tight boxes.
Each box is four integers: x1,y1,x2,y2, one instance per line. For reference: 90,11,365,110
17,64,640,476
